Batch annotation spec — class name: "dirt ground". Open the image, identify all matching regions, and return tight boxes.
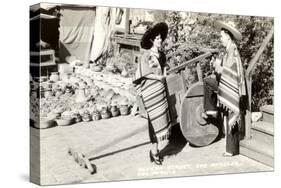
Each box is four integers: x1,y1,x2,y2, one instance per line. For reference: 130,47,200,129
30,115,273,185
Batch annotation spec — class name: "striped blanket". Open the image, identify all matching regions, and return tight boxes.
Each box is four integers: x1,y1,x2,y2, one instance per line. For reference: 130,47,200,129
134,50,171,143
136,79,171,142
218,43,246,126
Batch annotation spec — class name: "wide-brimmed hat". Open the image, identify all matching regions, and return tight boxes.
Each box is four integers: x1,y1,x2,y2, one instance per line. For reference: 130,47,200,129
140,22,168,49
214,20,242,41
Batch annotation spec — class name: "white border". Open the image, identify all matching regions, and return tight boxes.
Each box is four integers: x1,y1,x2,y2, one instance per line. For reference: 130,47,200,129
0,0,279,188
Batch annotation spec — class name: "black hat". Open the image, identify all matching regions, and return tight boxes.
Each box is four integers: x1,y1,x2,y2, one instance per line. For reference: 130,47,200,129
140,22,168,49
214,20,242,41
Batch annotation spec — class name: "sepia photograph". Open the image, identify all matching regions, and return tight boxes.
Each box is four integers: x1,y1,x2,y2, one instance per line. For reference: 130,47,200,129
29,2,274,186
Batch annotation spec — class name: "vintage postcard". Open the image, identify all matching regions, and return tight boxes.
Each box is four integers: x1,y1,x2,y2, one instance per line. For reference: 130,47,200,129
30,2,274,185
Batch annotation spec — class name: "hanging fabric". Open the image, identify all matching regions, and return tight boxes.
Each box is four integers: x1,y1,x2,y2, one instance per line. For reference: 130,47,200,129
59,7,96,62
89,7,121,62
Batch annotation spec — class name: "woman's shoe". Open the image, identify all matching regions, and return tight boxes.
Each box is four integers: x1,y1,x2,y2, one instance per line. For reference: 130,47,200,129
206,110,218,118
149,150,162,165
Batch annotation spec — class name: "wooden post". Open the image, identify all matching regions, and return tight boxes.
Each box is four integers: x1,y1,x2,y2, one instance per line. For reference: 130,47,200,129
197,62,203,82
245,76,252,139
124,8,130,38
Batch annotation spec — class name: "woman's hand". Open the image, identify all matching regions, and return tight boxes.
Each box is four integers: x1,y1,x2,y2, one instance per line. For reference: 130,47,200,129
146,74,165,81
212,57,223,74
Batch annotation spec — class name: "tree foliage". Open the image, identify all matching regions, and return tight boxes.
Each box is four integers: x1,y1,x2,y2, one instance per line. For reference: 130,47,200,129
150,11,274,111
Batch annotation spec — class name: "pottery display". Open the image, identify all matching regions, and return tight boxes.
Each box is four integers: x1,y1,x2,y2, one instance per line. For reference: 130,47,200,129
38,67,137,127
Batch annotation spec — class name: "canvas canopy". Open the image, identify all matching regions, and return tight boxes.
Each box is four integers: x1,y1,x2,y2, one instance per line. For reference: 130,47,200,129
59,6,125,63
59,7,96,62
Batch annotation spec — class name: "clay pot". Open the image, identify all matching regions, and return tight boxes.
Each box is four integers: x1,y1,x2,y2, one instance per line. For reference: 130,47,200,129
110,105,120,117
47,112,60,120
72,113,82,123
120,105,129,115
92,65,102,72
92,111,101,121
82,113,92,122
121,68,128,77
75,88,88,103
55,116,73,126
74,116,82,123
37,118,56,129
101,108,111,119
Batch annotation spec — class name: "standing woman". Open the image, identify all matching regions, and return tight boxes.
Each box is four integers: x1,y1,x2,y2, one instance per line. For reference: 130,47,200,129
133,22,171,165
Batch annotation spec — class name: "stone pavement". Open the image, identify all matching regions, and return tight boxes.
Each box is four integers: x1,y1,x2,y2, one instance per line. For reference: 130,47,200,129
30,115,273,185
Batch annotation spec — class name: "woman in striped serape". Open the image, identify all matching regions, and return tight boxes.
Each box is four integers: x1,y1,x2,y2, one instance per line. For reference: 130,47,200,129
203,21,246,156
133,22,171,165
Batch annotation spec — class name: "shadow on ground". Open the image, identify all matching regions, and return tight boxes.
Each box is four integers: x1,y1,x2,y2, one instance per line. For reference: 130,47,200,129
89,141,151,161
160,117,224,158
159,124,188,157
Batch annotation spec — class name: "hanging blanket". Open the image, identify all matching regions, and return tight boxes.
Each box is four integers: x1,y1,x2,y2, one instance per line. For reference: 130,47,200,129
59,7,96,62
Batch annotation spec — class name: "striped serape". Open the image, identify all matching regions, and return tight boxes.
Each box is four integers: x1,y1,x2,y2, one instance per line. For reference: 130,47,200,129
135,79,171,143
218,43,246,126
134,50,171,143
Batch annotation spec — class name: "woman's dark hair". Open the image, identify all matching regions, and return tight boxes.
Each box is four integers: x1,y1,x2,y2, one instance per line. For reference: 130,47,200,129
141,22,168,49
158,51,167,73
149,31,163,46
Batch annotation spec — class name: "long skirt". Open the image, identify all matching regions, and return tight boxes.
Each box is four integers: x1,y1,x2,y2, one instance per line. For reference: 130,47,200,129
136,78,171,144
